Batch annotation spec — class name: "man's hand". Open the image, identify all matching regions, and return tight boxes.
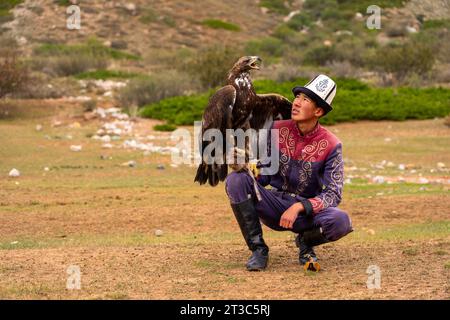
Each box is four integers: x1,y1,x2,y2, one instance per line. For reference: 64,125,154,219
279,202,304,229
228,147,247,172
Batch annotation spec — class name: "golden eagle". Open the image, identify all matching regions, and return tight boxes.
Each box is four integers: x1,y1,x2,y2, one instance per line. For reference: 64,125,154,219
194,56,292,186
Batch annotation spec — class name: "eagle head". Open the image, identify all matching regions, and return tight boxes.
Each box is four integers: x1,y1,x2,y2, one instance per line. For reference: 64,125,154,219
231,56,262,74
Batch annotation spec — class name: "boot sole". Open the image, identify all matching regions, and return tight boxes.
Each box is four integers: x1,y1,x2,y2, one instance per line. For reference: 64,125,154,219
303,259,321,272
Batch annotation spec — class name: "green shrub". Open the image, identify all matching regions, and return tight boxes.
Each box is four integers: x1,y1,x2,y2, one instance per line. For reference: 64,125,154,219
32,55,108,77
303,45,336,66
153,124,177,132
245,37,284,58
118,71,197,108
0,51,29,99
74,70,140,80
371,40,436,81
140,78,450,126
202,19,241,32
422,19,450,30
139,8,158,24
0,0,23,23
185,45,242,90
34,39,140,61
259,0,293,14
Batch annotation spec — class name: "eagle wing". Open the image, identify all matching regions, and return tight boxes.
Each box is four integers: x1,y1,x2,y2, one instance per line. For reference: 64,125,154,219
250,93,292,130
194,85,236,186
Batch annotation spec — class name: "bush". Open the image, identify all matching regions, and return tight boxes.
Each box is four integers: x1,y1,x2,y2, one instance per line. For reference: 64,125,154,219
0,52,29,99
371,40,436,82
202,19,241,32
153,124,177,132
118,71,198,108
74,70,140,80
32,55,108,77
185,46,242,90
140,78,450,126
245,37,284,58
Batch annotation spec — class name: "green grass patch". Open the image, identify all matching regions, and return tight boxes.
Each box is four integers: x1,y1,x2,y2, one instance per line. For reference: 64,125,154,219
34,39,140,61
153,124,177,132
349,220,450,243
202,19,241,32
0,0,23,23
74,69,140,80
140,78,450,126
259,0,294,14
422,19,450,30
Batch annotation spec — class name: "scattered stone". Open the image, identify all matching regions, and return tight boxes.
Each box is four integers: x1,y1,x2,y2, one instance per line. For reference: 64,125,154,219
44,167,50,172
283,10,300,22
35,124,43,131
384,137,392,142
102,143,113,149
372,176,385,184
355,12,364,20
70,145,82,152
398,164,405,170
157,164,165,170
10,241,19,245
122,160,136,168
155,229,163,237
70,122,81,129
418,177,429,184
437,162,445,169
9,168,20,177
100,135,111,143
367,229,375,235
52,120,62,127
344,178,352,185
170,164,178,168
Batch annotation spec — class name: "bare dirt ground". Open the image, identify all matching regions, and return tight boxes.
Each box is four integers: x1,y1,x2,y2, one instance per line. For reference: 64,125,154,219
0,104,449,299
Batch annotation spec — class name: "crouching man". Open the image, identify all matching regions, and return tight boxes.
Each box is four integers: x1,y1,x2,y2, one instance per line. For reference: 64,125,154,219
226,74,353,272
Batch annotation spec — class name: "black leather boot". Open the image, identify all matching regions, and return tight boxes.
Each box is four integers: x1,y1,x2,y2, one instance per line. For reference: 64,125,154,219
230,198,269,271
295,227,329,272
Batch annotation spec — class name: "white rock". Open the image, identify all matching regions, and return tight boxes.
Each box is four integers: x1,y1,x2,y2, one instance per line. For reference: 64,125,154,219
155,229,163,237
344,178,352,184
418,177,429,184
44,167,50,172
100,135,111,143
10,241,19,245
386,161,395,168
102,143,113,149
437,162,445,169
398,164,405,170
35,124,43,131
283,10,300,23
9,168,20,177
372,176,385,184
70,145,82,152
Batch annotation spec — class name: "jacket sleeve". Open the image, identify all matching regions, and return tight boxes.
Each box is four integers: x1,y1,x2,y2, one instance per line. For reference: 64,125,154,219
302,143,344,216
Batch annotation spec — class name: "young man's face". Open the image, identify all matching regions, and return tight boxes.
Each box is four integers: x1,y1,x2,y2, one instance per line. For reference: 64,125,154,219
291,93,324,122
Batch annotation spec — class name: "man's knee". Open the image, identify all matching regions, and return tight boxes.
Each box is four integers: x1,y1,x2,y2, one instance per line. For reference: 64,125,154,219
225,171,253,203
320,208,353,241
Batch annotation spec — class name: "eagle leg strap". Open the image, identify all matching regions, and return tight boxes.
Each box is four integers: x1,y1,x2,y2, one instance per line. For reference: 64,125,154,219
247,167,262,202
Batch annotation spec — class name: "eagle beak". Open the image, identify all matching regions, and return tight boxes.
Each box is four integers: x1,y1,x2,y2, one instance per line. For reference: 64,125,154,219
249,57,262,70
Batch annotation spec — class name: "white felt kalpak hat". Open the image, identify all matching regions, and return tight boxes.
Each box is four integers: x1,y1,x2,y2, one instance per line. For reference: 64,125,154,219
292,74,337,115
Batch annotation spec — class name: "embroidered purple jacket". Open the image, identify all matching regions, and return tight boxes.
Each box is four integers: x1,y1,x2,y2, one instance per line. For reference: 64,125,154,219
258,120,344,216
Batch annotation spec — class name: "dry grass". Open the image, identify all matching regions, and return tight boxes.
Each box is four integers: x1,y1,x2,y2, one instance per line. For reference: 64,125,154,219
0,107,449,299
